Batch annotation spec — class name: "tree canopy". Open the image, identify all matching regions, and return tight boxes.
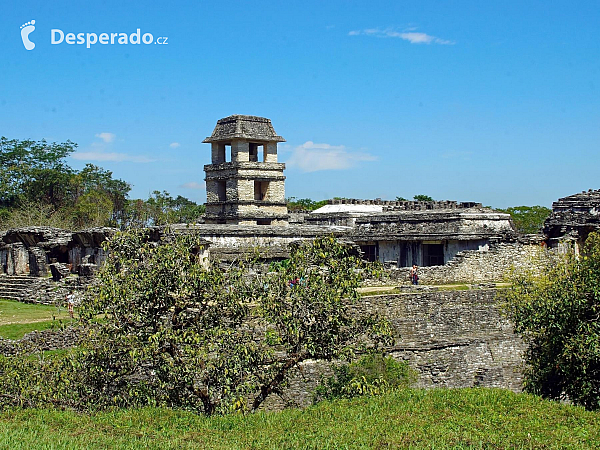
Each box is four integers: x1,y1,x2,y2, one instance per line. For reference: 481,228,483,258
0,233,391,414
413,195,434,202
496,205,551,234
0,137,205,229
286,197,328,211
502,231,600,410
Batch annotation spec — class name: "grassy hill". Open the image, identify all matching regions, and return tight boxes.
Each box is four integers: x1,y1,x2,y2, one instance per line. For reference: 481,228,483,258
0,388,598,449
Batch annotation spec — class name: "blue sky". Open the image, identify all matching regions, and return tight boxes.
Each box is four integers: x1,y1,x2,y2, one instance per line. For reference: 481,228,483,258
2,1,599,208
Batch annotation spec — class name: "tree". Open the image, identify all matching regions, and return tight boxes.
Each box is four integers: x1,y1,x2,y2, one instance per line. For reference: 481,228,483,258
0,232,391,413
501,231,600,410
395,196,408,201
76,164,131,226
73,190,114,228
122,191,205,228
0,138,132,229
286,197,328,211
496,206,551,234
0,137,77,208
413,195,433,202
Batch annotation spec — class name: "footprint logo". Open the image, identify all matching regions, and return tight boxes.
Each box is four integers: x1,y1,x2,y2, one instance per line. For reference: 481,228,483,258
20,20,36,50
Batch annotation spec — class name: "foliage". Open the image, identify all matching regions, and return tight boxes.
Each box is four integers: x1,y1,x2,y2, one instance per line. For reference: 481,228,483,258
0,137,206,229
123,191,205,227
501,231,600,410
0,137,77,208
286,197,328,211
314,353,415,402
413,194,434,201
395,196,408,201
496,205,551,234
0,137,133,229
0,233,391,414
0,200,75,230
1,389,599,448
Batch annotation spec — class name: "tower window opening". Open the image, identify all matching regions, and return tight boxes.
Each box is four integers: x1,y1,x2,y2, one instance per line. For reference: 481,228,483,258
254,181,269,201
249,143,265,162
217,180,227,201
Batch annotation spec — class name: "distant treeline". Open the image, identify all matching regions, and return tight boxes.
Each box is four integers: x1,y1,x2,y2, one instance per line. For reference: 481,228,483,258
0,137,204,230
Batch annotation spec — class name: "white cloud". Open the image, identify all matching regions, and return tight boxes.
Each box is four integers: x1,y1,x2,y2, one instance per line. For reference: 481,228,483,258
180,181,205,190
72,152,156,163
349,27,454,45
95,132,116,143
170,142,181,149
72,132,155,163
284,141,377,172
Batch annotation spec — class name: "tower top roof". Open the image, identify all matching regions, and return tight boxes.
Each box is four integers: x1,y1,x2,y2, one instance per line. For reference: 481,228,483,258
203,115,285,143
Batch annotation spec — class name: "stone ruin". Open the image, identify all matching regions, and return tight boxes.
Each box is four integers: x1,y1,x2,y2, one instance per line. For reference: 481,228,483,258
544,189,600,252
203,115,288,226
1,114,599,395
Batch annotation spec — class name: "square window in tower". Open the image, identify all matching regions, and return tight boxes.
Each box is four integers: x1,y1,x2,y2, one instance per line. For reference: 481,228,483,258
249,143,265,162
254,181,269,201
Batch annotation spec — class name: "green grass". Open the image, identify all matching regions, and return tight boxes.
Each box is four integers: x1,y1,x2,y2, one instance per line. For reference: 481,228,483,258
0,320,58,340
436,284,471,291
0,389,598,449
0,299,73,339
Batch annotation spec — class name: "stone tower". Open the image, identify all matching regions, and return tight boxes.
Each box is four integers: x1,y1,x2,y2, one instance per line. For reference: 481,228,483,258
203,115,288,225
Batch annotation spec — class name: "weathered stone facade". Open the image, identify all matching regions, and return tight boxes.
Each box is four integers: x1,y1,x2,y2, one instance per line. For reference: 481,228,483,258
262,288,524,409
544,189,600,252
1,289,524,408
387,237,545,285
203,115,288,225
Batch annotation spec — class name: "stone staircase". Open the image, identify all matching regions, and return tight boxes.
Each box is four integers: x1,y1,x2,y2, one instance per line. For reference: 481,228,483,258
0,275,62,305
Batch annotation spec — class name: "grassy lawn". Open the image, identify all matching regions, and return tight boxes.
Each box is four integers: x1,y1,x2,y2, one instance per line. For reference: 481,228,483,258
0,299,73,340
0,389,598,449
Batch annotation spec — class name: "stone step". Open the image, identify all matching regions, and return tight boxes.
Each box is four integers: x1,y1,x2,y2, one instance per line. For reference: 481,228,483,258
0,277,47,283
0,295,23,302
0,282,41,290
0,288,30,295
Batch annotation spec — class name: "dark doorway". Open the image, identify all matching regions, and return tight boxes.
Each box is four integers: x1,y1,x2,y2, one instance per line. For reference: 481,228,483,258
359,243,379,262
423,243,444,266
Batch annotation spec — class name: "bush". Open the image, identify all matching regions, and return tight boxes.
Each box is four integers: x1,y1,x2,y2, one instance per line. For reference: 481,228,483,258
0,231,392,414
501,231,600,410
314,354,415,402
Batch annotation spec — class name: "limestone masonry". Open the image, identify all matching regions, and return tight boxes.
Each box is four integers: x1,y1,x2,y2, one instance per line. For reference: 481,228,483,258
1,114,599,395
203,115,288,226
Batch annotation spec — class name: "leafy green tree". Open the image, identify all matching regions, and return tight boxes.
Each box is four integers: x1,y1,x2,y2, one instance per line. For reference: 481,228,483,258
123,191,205,227
286,197,328,211
502,231,600,410
0,138,131,228
76,164,131,226
0,233,391,413
73,190,114,228
395,196,408,201
0,137,77,208
413,195,434,202
496,206,551,234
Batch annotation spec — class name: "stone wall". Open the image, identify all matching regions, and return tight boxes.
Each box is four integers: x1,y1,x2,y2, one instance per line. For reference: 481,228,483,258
0,326,84,356
328,198,482,211
387,240,545,284
263,288,524,409
0,274,86,305
0,288,524,410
